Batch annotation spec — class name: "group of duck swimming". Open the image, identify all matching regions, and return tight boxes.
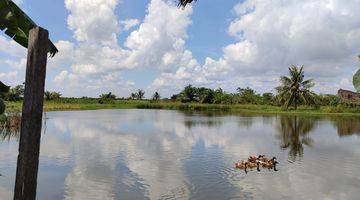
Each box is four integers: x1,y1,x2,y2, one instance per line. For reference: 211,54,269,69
235,155,278,172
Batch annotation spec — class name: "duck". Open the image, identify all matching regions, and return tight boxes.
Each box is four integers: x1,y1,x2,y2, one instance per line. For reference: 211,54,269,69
235,161,247,170
259,156,276,163
261,160,278,170
248,155,262,163
245,161,260,171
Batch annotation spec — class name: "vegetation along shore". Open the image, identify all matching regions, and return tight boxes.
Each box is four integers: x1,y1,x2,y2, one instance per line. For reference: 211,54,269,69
2,66,360,116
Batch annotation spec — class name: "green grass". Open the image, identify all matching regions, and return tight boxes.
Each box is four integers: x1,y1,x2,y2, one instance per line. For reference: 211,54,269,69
4,99,360,116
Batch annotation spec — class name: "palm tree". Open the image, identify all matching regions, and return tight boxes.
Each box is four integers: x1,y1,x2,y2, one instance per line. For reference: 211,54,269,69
136,89,145,100
44,91,52,100
276,65,316,110
152,92,161,101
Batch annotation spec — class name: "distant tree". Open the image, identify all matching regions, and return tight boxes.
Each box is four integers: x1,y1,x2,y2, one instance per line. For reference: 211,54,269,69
130,93,135,99
44,91,62,100
152,92,161,101
44,91,52,100
4,84,24,101
262,92,275,105
276,65,316,110
182,85,197,102
315,94,339,107
99,92,116,104
237,87,262,104
136,89,145,100
196,87,214,103
50,92,61,100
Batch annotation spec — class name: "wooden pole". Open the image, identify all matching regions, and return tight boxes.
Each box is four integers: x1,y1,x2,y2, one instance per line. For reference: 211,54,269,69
14,27,49,200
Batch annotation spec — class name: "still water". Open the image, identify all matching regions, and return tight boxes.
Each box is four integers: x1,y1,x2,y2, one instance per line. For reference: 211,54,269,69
0,109,360,199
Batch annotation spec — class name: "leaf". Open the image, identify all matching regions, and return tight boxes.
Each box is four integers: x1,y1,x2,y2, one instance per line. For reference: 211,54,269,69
0,0,58,57
178,0,196,7
0,81,9,94
354,69,360,92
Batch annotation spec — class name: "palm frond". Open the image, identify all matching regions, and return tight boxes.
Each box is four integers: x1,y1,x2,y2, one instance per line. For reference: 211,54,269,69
0,81,9,93
0,0,58,57
178,0,196,7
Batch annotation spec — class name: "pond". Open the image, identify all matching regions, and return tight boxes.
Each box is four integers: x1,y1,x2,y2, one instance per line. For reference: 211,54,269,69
0,109,359,199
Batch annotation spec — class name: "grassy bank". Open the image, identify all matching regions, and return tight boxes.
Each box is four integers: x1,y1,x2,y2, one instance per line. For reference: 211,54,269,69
4,99,360,116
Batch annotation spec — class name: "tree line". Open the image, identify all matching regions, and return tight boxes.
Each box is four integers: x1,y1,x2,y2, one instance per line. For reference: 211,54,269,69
0,66,354,111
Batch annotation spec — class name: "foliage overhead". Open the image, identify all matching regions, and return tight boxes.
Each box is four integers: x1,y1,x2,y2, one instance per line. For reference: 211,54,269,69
0,81,9,114
354,69,360,92
0,0,58,57
353,55,360,92
276,65,316,109
178,0,196,7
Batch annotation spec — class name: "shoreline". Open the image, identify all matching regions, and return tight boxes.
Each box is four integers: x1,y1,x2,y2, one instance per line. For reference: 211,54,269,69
5,100,360,116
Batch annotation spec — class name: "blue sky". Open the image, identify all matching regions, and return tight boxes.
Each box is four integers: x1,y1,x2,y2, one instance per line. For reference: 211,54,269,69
0,0,359,97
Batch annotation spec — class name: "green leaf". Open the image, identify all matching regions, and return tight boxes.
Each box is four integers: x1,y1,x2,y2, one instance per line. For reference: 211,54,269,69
0,0,58,57
178,0,196,7
0,81,9,94
353,69,360,92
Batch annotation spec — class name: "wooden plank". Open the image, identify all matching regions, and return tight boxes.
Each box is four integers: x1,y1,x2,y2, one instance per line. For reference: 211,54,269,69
13,27,49,200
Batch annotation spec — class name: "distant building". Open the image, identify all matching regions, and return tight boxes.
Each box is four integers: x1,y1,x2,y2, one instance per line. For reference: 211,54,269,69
337,89,360,104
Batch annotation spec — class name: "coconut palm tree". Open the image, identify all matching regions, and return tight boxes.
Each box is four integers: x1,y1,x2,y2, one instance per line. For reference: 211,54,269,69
152,92,161,101
276,65,316,110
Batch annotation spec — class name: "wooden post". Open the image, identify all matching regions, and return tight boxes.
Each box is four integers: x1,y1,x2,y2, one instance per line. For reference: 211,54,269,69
14,27,49,200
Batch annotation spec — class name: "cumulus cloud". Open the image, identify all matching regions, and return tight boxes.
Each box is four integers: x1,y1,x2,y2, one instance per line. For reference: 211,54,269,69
151,0,360,95
53,0,195,96
5,0,358,96
65,0,120,45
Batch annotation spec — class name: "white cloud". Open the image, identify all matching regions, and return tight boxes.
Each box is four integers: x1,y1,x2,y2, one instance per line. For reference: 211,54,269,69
65,0,120,45
54,0,195,96
151,0,360,95
54,70,69,83
0,35,26,58
120,19,140,31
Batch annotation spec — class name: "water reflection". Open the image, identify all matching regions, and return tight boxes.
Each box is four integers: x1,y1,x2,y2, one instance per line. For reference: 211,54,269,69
276,116,316,161
0,110,359,199
331,117,360,137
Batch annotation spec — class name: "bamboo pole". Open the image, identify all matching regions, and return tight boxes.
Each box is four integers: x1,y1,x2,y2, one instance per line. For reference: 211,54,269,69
14,27,49,200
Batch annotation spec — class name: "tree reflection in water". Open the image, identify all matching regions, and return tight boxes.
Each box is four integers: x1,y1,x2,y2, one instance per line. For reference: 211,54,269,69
331,117,360,137
276,116,316,161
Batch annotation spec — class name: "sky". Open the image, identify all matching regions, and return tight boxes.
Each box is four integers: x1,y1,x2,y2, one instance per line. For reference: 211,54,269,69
0,0,359,98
